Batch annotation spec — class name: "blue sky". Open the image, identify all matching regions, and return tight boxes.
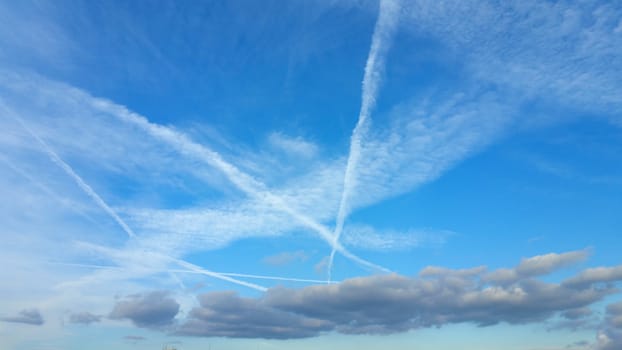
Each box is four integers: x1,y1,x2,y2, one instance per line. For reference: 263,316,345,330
1,0,622,349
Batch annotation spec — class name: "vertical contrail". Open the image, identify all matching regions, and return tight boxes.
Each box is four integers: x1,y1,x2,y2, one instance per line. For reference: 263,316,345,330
8,113,136,238
90,100,390,274
328,0,401,281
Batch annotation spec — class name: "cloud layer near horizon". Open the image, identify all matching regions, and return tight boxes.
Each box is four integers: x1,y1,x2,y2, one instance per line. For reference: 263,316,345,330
143,251,620,340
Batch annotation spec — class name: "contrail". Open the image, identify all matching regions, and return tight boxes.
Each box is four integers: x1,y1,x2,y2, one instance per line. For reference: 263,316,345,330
90,100,389,274
212,272,334,284
7,113,136,238
51,262,336,284
328,0,402,281
67,243,269,292
172,258,268,292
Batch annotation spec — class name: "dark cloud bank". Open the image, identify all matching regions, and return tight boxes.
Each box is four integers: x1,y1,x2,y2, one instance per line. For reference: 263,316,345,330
109,250,622,348
1,309,44,325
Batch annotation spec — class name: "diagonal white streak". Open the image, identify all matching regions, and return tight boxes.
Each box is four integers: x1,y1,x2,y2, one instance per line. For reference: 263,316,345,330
71,243,269,292
51,262,335,284
6,112,136,238
172,258,268,292
212,272,334,284
89,100,389,274
328,0,401,282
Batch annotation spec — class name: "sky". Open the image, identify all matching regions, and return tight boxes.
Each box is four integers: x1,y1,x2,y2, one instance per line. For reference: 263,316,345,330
1,0,622,349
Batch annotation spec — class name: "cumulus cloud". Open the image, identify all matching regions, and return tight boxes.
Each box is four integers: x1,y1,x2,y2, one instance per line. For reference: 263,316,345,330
109,291,179,329
1,309,44,325
69,311,102,325
177,291,332,339
177,251,622,339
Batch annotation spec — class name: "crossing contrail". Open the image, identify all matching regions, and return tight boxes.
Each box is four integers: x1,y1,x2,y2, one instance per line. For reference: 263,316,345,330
90,99,390,274
328,0,402,281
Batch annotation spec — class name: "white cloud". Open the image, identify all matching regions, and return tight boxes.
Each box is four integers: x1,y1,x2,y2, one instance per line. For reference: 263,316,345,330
268,132,318,159
352,88,514,209
341,224,449,251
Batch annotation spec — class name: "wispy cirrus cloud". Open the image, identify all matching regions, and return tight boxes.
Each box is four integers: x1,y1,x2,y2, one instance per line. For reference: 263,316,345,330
340,224,449,251
403,0,622,119
268,132,318,159
352,88,514,210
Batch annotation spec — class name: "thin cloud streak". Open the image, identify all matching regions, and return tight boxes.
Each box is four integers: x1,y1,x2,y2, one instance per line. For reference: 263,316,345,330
329,0,401,281
49,262,335,285
3,110,136,238
71,242,269,292
172,258,268,292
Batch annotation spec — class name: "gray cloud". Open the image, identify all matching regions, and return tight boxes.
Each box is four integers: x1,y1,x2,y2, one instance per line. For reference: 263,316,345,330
547,307,598,332
262,251,308,267
564,266,622,289
177,291,332,339
596,301,622,350
109,291,179,329
1,309,44,325
485,250,590,284
562,307,594,321
124,335,145,341
177,251,622,339
69,311,102,325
